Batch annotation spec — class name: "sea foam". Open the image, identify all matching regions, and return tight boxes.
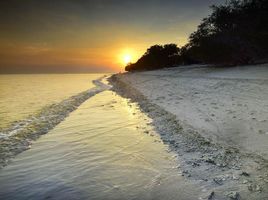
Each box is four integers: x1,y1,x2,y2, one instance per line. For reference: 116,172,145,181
0,77,110,167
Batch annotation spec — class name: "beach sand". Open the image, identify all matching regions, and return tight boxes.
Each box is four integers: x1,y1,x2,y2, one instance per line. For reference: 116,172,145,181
109,64,268,199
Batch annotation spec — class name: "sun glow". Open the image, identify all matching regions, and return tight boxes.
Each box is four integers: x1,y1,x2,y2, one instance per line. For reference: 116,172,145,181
123,54,132,65
117,48,141,70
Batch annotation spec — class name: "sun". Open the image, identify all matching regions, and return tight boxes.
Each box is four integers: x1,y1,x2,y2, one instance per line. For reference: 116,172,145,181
123,54,132,65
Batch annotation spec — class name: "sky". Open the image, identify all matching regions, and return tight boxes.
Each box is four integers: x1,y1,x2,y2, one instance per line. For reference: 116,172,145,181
0,0,225,73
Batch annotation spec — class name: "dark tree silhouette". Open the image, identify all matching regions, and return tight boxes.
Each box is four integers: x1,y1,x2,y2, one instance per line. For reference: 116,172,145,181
125,0,268,71
125,44,180,71
186,0,268,65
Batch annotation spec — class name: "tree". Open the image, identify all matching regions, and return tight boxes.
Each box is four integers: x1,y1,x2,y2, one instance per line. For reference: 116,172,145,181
125,44,180,71
125,0,268,71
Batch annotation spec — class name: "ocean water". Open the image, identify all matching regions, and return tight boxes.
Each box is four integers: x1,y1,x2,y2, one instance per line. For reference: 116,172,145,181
0,75,200,199
0,74,104,129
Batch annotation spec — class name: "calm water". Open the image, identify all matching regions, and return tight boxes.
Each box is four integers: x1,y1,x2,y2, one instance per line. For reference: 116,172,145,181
0,74,103,128
0,76,201,199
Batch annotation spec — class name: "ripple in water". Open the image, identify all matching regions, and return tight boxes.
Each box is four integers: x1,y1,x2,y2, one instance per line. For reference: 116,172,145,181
0,77,109,167
0,90,201,200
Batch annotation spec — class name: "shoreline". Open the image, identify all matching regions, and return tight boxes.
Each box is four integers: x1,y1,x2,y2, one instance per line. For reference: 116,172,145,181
109,65,268,199
0,76,109,168
0,69,267,199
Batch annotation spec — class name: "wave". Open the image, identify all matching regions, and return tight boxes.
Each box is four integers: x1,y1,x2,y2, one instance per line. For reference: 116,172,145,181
0,76,110,167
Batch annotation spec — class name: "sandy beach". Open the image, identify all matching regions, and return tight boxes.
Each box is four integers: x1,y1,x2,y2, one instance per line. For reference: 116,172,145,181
110,64,268,199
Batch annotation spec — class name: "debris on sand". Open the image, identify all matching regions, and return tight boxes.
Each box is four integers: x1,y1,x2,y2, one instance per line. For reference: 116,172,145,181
226,191,240,200
109,65,268,199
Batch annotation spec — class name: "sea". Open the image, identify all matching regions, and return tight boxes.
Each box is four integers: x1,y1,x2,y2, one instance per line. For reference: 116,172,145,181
0,74,199,200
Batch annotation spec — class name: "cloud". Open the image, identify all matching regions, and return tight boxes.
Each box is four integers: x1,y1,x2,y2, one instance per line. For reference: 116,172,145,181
0,0,226,72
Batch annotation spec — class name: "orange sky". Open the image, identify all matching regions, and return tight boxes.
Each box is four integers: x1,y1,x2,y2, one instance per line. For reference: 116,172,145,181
0,0,225,73
0,25,190,72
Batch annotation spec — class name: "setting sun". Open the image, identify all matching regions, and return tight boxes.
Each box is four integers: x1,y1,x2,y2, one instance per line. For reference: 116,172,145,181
117,48,141,69
123,54,132,65
0,1,267,199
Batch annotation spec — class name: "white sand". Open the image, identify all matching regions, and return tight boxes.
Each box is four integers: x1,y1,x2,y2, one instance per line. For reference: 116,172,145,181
116,64,268,159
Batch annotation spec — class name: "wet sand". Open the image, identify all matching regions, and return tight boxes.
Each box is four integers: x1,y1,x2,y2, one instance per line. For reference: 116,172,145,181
110,64,268,199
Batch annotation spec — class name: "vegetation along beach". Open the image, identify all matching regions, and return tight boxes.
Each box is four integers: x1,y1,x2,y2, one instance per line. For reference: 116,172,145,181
0,0,267,199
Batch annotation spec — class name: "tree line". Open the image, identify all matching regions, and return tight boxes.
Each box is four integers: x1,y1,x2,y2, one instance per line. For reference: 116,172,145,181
125,0,268,71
